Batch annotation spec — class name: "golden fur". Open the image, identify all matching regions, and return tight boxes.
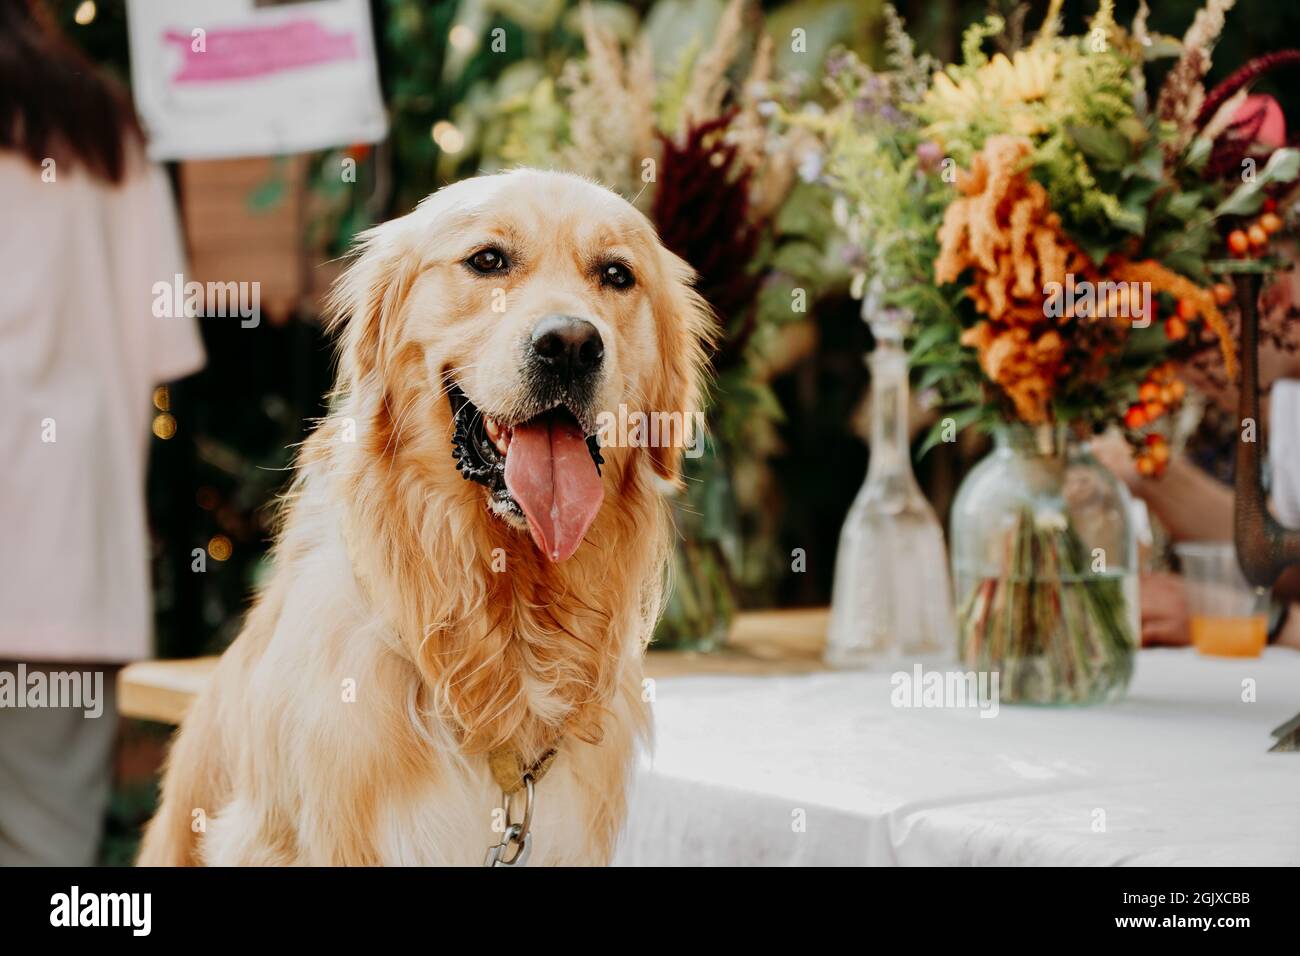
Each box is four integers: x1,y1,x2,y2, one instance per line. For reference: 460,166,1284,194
138,170,712,865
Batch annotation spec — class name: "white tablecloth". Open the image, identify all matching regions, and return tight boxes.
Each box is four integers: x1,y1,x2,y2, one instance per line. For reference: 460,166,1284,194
614,648,1300,865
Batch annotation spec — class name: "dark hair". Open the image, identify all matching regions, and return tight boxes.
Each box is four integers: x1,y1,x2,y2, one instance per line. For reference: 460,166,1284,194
0,0,144,184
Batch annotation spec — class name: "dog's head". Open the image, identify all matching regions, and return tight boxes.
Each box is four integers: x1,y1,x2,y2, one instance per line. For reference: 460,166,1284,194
329,169,713,562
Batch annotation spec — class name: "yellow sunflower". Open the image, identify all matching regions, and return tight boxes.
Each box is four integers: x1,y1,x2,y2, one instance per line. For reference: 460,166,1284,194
927,47,1060,113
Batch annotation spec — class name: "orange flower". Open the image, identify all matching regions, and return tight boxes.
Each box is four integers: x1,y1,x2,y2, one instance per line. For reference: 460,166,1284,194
936,136,1095,319
1107,257,1237,381
960,323,1065,423
937,135,1094,422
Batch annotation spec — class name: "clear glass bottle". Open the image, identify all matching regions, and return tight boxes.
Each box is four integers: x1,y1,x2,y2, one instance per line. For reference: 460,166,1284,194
949,425,1139,705
825,304,956,669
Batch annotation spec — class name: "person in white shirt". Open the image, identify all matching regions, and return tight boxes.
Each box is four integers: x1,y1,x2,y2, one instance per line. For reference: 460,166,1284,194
0,0,204,864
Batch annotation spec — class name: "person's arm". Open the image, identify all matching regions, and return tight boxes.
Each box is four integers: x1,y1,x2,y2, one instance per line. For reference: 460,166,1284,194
1091,433,1235,542
1129,454,1236,542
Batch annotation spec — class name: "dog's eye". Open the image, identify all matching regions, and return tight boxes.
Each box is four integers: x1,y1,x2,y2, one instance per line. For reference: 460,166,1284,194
600,261,635,290
466,248,509,274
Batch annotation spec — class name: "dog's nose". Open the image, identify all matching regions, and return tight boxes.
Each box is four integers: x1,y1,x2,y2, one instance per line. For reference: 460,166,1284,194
530,315,604,381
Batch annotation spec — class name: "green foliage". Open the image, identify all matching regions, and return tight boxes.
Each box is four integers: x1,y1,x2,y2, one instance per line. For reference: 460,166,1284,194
960,14,1005,70
1213,146,1300,216
654,37,702,135
483,71,570,169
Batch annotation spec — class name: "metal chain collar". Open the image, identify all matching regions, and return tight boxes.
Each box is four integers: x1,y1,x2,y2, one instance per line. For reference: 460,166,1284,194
484,774,535,867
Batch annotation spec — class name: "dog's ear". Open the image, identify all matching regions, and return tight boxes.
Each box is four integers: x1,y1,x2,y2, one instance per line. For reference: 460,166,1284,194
326,222,421,388
644,246,715,485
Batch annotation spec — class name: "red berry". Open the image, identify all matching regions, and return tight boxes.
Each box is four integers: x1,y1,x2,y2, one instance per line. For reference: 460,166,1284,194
1228,229,1250,255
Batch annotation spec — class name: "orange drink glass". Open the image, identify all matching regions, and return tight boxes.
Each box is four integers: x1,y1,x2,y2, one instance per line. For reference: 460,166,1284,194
1174,542,1269,658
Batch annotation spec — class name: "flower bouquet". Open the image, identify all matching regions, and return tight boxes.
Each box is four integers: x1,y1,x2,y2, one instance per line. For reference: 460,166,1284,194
805,0,1300,702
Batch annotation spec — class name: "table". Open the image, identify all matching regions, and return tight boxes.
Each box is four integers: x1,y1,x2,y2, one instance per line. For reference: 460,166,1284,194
119,611,1300,866
117,607,831,724
612,648,1300,865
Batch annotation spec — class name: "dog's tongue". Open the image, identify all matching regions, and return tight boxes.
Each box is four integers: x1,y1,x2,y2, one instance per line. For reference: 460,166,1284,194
504,415,604,562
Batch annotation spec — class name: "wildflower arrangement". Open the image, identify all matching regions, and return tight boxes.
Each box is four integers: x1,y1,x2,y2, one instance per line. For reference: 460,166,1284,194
806,0,1300,702
810,0,1298,473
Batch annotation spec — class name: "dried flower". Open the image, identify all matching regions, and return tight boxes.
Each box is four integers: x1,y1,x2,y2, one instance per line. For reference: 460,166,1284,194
936,136,1098,422
1109,257,1237,379
653,112,761,372
1198,50,1300,125
1156,0,1237,160
679,0,745,133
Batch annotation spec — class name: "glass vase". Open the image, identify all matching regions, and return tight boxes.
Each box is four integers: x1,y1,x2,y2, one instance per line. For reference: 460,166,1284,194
949,425,1139,705
825,306,956,668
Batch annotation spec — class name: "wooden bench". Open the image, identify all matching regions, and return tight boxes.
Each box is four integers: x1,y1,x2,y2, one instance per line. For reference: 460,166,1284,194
118,607,830,725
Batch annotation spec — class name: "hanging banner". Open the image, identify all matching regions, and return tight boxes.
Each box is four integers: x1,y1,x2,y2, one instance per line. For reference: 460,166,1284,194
126,0,387,160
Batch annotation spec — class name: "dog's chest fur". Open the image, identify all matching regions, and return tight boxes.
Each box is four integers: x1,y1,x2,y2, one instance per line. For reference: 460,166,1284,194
193,477,650,867
369,701,644,866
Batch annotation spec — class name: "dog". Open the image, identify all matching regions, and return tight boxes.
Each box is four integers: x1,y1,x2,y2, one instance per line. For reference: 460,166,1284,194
138,169,712,865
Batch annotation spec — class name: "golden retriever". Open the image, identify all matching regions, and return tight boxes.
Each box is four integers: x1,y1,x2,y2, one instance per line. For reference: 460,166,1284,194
138,169,712,865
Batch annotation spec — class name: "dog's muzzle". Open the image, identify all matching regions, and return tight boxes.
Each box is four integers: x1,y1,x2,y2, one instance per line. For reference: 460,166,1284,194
524,314,604,412
449,315,610,562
